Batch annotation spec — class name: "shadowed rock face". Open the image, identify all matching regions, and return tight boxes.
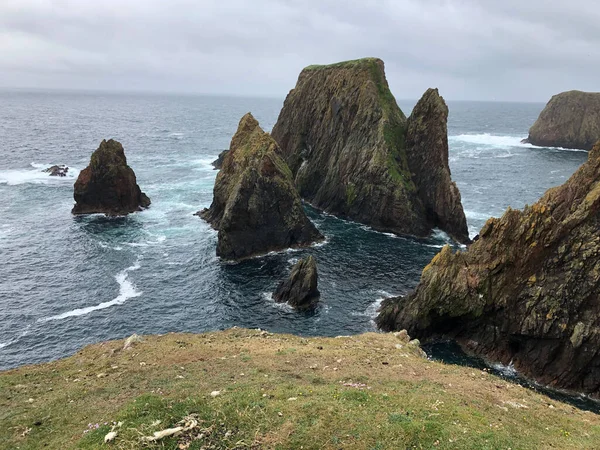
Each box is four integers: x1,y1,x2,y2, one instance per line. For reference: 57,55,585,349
199,113,323,261
377,141,600,398
525,90,600,150
405,88,469,243
211,150,229,169
273,256,320,309
72,139,150,216
271,58,469,244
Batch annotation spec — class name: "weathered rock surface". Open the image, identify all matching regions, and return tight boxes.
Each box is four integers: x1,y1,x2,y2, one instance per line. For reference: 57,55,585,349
199,113,323,260
405,88,469,243
72,139,150,216
273,256,320,309
271,58,469,244
377,141,600,397
524,90,600,150
44,165,69,177
212,150,229,169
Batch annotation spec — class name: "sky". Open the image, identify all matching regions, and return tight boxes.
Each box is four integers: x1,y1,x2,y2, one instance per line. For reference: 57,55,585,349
1,0,599,102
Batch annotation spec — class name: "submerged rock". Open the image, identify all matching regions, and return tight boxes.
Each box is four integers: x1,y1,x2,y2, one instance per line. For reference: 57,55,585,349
273,256,320,309
271,58,469,243
212,150,229,169
199,113,323,260
524,90,600,150
377,141,600,397
43,165,69,177
72,139,150,216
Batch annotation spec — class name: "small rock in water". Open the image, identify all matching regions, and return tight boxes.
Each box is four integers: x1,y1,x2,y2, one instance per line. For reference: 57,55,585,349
43,165,69,177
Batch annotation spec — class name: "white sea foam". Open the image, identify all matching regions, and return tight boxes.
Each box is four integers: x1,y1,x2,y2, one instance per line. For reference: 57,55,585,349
37,261,142,323
492,360,518,377
464,210,493,221
450,133,589,153
0,163,80,185
262,292,294,311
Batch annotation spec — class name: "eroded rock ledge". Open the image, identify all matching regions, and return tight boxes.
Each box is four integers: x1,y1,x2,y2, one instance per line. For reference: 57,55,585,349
377,141,600,397
199,113,323,260
271,58,469,244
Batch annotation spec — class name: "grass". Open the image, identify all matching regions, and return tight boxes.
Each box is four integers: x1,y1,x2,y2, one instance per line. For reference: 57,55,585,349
1,329,599,449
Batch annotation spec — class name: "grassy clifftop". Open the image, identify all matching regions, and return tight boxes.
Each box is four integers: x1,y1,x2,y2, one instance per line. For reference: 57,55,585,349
1,329,599,449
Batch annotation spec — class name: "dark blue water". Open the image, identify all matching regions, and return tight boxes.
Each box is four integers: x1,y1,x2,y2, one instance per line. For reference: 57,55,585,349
0,92,588,373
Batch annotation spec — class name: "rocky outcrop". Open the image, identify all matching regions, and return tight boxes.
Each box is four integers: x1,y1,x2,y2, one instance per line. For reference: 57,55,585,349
524,90,600,150
199,113,323,260
405,89,469,242
271,58,469,244
72,139,150,216
273,256,320,309
377,141,600,397
44,165,69,177
212,150,229,169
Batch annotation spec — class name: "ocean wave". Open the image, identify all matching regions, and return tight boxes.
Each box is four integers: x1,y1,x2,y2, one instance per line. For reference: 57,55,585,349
492,360,518,377
450,133,589,153
37,261,142,323
464,210,493,221
0,163,80,185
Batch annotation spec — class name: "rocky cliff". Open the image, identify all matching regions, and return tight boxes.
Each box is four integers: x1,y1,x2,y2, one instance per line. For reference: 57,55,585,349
199,113,323,260
377,141,600,397
72,139,150,216
271,58,469,243
273,256,320,309
525,90,600,150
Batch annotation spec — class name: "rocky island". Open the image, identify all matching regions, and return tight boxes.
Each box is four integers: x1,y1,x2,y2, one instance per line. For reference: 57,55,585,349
524,90,600,150
377,141,600,397
72,139,150,216
273,256,320,309
199,113,323,260
271,58,469,244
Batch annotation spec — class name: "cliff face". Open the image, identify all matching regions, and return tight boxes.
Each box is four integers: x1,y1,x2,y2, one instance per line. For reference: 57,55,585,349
525,90,600,150
405,89,469,243
199,113,323,260
273,256,320,309
271,58,469,243
72,139,150,216
377,141,600,397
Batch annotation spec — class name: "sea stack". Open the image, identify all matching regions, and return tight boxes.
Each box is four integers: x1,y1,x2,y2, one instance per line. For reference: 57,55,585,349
273,256,320,309
377,141,600,397
199,113,323,260
524,90,600,150
72,139,150,216
271,58,469,244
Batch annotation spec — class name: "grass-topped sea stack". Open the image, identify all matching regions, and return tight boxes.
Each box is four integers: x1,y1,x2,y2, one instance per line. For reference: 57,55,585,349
72,139,150,216
377,141,600,398
199,113,323,260
271,58,469,243
524,90,600,150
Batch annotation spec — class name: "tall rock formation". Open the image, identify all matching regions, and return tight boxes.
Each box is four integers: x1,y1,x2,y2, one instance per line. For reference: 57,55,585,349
524,90,600,150
271,58,469,244
199,113,323,260
377,141,600,397
273,256,320,309
405,88,468,242
72,139,150,216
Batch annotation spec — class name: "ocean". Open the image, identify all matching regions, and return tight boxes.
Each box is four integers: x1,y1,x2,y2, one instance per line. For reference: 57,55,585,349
0,91,588,374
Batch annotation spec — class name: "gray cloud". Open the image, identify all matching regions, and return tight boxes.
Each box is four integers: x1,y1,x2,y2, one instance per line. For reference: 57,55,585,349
0,0,599,101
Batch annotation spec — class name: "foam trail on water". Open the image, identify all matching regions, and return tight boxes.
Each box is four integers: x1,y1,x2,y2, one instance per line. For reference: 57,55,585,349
450,134,589,152
37,261,142,323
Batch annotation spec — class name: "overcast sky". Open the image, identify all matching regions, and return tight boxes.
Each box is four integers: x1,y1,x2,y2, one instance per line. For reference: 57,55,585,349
1,0,599,101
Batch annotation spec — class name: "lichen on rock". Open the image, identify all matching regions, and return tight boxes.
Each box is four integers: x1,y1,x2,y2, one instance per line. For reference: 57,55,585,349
271,58,469,243
273,256,320,309
72,139,150,216
524,90,600,150
377,141,600,397
199,113,323,260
